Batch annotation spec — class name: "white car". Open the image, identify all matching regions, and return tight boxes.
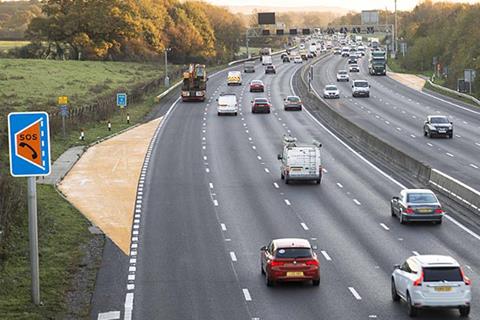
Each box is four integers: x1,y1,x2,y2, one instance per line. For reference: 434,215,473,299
336,70,349,82
323,85,340,99
349,64,360,72
392,255,471,317
293,56,303,64
352,80,370,97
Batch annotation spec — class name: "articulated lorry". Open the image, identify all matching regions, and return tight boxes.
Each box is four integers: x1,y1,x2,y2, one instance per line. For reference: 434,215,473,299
368,50,387,76
181,64,207,102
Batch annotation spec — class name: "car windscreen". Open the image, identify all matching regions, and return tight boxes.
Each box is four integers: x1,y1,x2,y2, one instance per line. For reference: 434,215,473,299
326,86,337,91
354,82,368,87
423,267,462,282
431,117,449,124
339,71,347,74
275,247,312,258
287,96,300,102
407,193,437,203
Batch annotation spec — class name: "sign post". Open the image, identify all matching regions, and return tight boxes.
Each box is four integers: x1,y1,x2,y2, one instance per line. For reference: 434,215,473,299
58,96,68,138
117,93,127,122
8,112,51,305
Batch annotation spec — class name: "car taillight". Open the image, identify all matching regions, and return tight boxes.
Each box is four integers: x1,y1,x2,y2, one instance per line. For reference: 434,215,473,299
404,207,414,214
461,268,472,285
306,259,319,266
434,207,443,214
413,271,424,286
270,260,285,267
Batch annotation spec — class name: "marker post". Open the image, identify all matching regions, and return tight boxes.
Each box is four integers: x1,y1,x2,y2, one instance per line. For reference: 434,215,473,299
27,176,40,305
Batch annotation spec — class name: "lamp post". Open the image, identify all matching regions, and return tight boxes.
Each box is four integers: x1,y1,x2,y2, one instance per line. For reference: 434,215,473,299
164,47,172,87
394,0,398,55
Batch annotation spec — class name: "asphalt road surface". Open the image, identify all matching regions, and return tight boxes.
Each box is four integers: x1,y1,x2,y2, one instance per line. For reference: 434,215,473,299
127,55,480,319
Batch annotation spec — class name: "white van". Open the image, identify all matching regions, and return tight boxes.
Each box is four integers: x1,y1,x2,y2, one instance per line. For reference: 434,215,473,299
261,55,272,66
217,93,238,116
352,80,370,97
227,71,242,86
277,135,322,184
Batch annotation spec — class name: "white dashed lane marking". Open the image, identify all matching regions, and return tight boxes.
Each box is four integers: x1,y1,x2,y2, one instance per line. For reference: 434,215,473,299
242,289,252,301
446,153,454,157
264,168,270,173
284,199,291,206
353,199,361,206
230,251,237,262
348,287,362,300
320,250,332,261
301,222,309,231
336,182,343,188
470,164,479,169
380,223,390,231
412,251,420,256
221,223,227,231
273,182,279,189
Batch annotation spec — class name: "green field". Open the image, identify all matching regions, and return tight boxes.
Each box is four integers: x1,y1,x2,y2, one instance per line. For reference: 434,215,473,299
0,59,175,111
0,40,30,50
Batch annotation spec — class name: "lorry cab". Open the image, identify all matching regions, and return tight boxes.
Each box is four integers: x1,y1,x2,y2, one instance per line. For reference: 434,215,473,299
227,71,242,86
278,135,322,185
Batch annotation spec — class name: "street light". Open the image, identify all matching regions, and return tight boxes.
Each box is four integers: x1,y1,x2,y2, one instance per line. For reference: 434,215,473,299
164,47,172,87
394,0,398,56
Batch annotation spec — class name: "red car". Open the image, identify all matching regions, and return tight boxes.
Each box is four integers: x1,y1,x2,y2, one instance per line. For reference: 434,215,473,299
251,98,271,114
261,238,320,286
249,80,265,92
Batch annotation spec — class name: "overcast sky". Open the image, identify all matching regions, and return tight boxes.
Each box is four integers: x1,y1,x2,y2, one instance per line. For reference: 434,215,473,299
207,0,480,11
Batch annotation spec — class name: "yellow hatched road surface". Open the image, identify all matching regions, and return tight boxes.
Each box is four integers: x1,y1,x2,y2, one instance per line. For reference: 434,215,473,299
59,118,162,254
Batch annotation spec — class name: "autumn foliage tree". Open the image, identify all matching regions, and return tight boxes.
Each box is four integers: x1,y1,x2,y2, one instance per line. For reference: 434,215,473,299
25,0,245,63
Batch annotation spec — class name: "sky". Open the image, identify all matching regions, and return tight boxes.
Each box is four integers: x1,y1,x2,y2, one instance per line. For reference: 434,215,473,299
206,0,480,11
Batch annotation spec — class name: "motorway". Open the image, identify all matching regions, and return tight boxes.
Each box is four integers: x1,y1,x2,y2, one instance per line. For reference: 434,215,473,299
129,54,480,319
311,52,480,190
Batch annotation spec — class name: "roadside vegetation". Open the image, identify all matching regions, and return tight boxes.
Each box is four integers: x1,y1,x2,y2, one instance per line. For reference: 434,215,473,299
331,0,480,99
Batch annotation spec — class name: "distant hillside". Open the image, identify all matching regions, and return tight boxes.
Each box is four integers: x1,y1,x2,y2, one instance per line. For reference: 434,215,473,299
0,0,42,40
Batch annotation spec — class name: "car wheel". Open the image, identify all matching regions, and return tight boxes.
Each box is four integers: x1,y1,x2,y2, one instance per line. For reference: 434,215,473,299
435,219,442,225
407,293,417,317
423,128,427,136
261,261,265,275
285,177,289,184
265,272,274,287
427,130,432,138
449,133,453,139
391,206,396,217
312,279,320,286
400,213,407,225
459,306,470,317
391,278,400,301
218,112,221,116
234,112,237,116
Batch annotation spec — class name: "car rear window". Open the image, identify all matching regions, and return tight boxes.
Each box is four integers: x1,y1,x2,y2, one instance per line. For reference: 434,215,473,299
255,99,268,104
275,248,312,259
407,193,437,203
287,97,300,102
423,267,463,282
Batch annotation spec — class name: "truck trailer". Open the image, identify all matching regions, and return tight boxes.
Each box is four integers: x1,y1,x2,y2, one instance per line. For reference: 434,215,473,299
181,64,207,102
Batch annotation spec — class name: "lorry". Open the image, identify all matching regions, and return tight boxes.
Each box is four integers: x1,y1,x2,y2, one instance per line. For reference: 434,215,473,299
261,55,272,66
259,47,272,56
368,50,387,75
217,93,238,116
277,135,323,185
181,64,207,102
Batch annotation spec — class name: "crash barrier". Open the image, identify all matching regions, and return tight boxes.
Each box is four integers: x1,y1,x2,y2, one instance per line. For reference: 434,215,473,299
296,56,480,217
427,79,480,106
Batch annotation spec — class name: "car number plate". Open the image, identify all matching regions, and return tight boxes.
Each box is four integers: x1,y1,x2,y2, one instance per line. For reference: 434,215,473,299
418,208,431,213
291,168,301,172
435,286,452,292
286,272,304,277
438,130,446,133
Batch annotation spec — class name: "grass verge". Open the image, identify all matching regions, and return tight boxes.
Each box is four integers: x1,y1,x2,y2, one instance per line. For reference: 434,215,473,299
0,184,101,320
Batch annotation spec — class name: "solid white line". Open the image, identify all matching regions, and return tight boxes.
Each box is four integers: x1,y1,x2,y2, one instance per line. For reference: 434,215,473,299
420,91,480,115
444,215,480,241
230,251,237,262
284,199,291,206
264,168,270,173
380,223,390,231
353,199,361,205
320,250,332,261
273,182,279,189
98,311,120,320
348,287,362,300
213,199,219,206
221,223,227,231
412,251,420,256
336,182,343,188
301,222,309,230
242,289,252,301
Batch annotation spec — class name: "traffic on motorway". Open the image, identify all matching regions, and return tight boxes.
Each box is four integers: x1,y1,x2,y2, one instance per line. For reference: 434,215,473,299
177,34,476,318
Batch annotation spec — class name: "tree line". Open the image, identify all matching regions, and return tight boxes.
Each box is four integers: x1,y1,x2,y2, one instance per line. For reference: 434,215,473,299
330,1,480,96
23,0,245,64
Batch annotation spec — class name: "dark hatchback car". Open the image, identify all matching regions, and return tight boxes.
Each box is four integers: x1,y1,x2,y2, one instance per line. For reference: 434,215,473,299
251,98,271,113
261,238,320,287
265,65,276,74
424,115,453,138
348,57,358,64
283,56,290,63
391,189,444,224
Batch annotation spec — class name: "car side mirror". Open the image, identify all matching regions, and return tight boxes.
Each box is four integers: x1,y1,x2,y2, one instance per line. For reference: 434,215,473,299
424,120,428,125
450,122,453,124
392,196,399,201
394,264,400,270
369,85,371,88
216,98,218,101
260,246,267,251
312,245,318,250
277,154,283,160
251,100,253,103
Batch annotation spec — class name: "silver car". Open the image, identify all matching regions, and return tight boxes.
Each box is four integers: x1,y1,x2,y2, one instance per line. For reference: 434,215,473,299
391,189,444,224
323,85,340,99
